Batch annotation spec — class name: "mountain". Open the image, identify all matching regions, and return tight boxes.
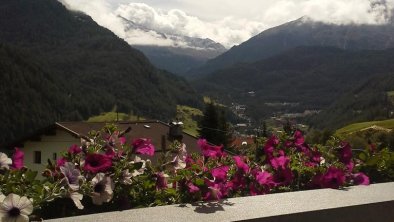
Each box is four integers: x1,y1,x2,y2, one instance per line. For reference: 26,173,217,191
133,43,225,75
119,16,226,75
307,73,394,130
190,17,394,77
0,0,202,145
193,46,394,123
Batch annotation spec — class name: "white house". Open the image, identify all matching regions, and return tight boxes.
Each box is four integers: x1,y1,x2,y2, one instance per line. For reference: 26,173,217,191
2,121,200,174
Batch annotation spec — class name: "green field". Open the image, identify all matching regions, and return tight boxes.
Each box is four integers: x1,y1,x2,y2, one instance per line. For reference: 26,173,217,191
176,105,203,137
336,118,394,135
87,106,203,137
87,112,144,122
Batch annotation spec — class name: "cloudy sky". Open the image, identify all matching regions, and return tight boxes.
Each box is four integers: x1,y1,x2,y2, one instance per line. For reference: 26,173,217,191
60,0,394,48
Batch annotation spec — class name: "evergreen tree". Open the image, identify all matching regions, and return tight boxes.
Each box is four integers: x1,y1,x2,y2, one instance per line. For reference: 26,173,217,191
198,102,231,146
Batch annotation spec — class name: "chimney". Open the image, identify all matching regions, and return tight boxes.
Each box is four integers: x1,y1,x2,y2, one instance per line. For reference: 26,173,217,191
169,121,183,142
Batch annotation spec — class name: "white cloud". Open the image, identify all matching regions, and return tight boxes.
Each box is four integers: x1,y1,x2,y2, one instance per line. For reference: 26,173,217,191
59,0,394,48
115,3,265,48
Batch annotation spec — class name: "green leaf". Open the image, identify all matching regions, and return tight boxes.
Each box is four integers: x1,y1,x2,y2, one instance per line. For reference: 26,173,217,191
358,152,368,162
25,170,38,182
195,178,204,186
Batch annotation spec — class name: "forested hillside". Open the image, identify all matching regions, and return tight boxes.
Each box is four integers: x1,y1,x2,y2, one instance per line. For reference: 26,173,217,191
308,73,394,130
0,0,202,145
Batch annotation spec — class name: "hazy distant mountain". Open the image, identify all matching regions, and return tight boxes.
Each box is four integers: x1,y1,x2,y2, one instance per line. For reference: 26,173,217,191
133,43,226,75
119,16,226,75
190,16,394,77
193,46,394,123
0,0,202,145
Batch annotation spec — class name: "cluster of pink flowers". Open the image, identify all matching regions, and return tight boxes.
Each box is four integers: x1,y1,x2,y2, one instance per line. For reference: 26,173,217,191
42,129,157,210
0,127,374,220
176,130,370,201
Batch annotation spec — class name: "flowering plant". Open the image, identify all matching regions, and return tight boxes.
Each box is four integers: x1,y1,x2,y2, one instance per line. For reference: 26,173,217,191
0,125,392,221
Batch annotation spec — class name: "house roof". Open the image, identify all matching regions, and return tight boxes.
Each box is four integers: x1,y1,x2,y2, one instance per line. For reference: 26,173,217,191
231,136,256,148
2,121,199,152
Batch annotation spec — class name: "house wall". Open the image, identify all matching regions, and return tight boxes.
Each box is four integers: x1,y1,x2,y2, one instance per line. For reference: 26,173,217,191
19,128,200,173
22,130,80,173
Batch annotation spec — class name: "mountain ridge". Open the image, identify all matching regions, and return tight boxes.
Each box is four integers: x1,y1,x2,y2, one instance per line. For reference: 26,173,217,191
189,17,394,77
0,0,202,145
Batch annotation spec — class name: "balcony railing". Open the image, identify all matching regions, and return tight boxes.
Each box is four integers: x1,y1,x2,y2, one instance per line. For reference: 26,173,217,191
47,182,394,222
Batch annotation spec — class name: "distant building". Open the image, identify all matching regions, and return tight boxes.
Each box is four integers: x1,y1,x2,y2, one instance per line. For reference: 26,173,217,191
2,121,199,173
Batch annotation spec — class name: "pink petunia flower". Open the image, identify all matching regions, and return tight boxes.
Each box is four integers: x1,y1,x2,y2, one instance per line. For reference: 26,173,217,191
294,130,305,146
197,139,225,159
256,171,275,187
83,153,112,174
155,172,169,190
211,165,230,182
187,182,200,193
263,136,279,159
339,142,353,171
68,144,82,155
320,167,346,189
56,157,67,167
11,148,24,170
352,172,370,185
233,156,250,173
132,138,155,156
203,181,224,201
273,168,294,186
269,156,290,170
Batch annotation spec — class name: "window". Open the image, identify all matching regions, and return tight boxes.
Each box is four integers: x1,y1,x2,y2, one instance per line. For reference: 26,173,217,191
53,153,57,161
34,151,41,164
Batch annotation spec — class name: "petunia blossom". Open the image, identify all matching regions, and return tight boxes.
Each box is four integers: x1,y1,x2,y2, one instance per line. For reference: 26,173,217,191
269,156,290,170
0,193,33,222
121,169,133,185
256,171,275,187
69,192,84,210
203,181,224,201
233,156,249,173
0,152,12,169
60,162,82,191
132,138,155,156
68,144,82,155
83,153,112,174
197,139,225,159
339,142,353,171
294,130,305,146
11,148,24,170
155,172,169,190
56,157,67,167
130,156,147,177
263,136,279,159
211,165,230,182
273,168,294,186
170,155,186,170
320,167,346,189
187,182,200,193
353,172,370,186
91,173,114,205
